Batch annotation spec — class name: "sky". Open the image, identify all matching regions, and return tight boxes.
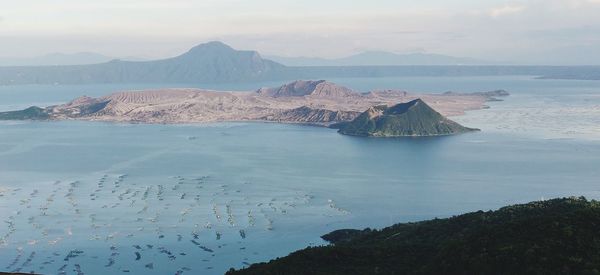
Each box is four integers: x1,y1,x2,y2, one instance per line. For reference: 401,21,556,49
1,0,600,64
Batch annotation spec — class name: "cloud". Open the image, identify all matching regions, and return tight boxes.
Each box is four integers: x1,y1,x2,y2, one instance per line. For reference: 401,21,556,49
1,1,600,64
489,5,526,18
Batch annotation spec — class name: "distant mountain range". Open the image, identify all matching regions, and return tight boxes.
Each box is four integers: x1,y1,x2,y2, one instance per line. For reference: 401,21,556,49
0,41,285,84
0,52,143,66
0,41,599,84
267,51,489,66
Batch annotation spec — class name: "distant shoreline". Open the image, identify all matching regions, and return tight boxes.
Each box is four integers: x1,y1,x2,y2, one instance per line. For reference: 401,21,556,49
0,81,505,133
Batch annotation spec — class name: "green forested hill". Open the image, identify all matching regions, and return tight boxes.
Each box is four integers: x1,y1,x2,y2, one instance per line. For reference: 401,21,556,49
228,197,600,275
0,106,49,120
335,99,477,137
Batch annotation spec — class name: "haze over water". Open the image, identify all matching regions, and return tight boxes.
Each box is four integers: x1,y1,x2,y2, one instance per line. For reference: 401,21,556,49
1,76,599,274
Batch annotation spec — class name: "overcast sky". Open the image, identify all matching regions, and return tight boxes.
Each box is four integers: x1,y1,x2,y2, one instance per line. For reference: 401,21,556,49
1,0,600,64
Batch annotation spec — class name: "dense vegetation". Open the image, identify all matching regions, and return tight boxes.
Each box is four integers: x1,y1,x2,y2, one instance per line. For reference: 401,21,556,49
0,106,49,120
228,197,600,275
335,99,477,137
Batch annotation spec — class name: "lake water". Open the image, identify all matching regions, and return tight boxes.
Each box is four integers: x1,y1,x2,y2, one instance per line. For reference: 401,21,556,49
1,76,599,274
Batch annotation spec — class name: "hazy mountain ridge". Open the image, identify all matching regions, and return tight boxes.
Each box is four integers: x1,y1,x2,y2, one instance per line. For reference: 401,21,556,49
0,52,143,66
0,41,285,84
0,42,599,84
267,51,489,66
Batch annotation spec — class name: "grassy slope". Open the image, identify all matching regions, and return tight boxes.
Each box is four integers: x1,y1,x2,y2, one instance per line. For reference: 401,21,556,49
338,100,476,137
228,197,600,275
0,106,49,120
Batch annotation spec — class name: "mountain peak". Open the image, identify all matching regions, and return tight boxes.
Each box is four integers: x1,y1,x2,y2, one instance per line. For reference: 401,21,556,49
337,99,478,137
147,41,285,82
385,98,426,115
256,80,356,98
185,41,236,55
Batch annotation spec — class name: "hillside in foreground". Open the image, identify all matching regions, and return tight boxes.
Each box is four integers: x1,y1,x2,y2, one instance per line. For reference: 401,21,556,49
228,197,600,275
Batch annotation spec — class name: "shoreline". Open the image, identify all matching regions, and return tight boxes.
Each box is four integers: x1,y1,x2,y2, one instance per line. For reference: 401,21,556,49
0,80,508,138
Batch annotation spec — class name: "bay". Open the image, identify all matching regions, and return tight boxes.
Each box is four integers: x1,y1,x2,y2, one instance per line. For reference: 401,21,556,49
0,76,599,274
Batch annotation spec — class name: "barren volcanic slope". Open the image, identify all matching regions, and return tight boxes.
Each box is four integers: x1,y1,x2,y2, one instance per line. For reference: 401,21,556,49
0,80,505,126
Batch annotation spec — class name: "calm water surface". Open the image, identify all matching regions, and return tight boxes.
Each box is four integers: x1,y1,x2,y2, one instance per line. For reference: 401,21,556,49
0,76,599,274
